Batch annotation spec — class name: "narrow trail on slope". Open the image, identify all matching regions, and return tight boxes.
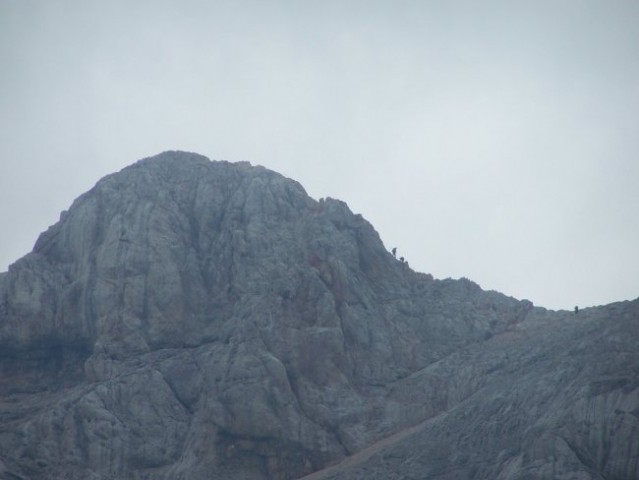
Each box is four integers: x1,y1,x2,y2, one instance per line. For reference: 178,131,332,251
296,418,430,480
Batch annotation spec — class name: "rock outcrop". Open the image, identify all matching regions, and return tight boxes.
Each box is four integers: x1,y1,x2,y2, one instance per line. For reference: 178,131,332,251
0,151,636,480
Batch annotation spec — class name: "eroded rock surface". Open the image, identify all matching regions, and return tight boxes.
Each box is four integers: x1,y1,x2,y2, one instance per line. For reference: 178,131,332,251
0,151,636,480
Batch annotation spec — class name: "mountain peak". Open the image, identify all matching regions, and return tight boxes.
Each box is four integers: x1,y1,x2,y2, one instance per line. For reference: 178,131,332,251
0,153,636,480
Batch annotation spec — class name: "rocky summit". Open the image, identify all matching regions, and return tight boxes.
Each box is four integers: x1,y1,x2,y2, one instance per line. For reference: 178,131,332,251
0,151,637,480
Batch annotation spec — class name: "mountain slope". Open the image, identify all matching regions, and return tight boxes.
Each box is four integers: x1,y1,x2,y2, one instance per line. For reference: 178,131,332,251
302,302,639,480
0,151,636,480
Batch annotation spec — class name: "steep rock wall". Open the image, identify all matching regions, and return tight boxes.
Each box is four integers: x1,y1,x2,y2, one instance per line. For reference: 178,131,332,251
0,151,634,480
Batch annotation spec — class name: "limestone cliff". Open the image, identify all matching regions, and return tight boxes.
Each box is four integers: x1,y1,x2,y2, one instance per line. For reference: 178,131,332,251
0,151,636,480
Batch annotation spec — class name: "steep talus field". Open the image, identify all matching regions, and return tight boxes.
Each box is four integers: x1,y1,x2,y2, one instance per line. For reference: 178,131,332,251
0,151,637,480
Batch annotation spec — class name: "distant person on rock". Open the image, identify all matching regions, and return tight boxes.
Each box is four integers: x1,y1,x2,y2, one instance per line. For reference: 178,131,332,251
392,247,397,258
574,305,579,314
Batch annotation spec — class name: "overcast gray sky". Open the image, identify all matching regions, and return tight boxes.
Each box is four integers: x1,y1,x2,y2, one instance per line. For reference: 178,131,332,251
1,0,638,310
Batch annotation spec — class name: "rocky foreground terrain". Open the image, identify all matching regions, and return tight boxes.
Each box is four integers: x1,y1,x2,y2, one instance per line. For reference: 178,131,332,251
0,151,637,480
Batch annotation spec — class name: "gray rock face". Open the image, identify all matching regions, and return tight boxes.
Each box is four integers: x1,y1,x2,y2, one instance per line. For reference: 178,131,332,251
0,151,636,480
302,302,639,480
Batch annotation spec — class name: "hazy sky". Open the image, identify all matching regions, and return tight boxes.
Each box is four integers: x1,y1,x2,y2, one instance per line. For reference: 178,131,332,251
1,0,638,310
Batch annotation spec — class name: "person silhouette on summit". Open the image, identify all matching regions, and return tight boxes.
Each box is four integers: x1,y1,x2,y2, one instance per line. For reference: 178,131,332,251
392,247,397,258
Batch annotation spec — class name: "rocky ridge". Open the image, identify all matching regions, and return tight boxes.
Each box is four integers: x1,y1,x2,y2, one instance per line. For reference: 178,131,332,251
0,151,637,480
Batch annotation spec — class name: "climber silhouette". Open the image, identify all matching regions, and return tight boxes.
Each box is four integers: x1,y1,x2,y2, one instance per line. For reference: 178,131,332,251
392,247,397,258
574,305,579,314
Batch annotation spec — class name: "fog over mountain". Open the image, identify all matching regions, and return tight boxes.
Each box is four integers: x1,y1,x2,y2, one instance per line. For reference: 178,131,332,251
0,152,637,480
2,1,639,310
